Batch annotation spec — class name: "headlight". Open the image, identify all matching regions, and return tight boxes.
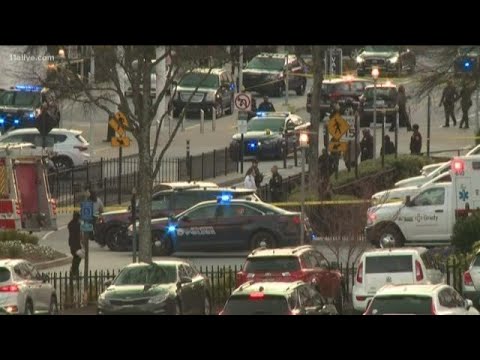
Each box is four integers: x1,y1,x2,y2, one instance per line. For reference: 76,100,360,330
205,92,218,102
98,293,110,305
388,56,398,64
148,293,169,304
356,56,364,64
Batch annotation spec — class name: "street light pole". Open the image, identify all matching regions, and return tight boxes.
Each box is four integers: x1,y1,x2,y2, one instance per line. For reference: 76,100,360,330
371,67,380,159
476,86,479,132
299,132,309,245
238,46,243,93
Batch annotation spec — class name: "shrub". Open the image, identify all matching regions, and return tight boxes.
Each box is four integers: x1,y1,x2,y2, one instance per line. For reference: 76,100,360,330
476,129,480,146
0,231,39,245
6,242,22,258
451,214,480,253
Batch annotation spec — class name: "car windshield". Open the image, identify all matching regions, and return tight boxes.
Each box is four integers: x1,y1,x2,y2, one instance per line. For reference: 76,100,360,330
223,295,290,315
364,87,397,101
0,91,40,107
113,264,177,285
179,73,219,89
247,118,285,132
246,57,284,71
367,295,432,315
244,257,301,273
365,255,413,273
0,267,11,283
364,46,397,53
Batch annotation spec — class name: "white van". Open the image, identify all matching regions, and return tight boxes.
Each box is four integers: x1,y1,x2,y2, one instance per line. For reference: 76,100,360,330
352,247,444,312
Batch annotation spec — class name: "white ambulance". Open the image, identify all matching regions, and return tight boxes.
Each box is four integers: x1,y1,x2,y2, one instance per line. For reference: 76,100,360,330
0,143,57,231
365,155,480,248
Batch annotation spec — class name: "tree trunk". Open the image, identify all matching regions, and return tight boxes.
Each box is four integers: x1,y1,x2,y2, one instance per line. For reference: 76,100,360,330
308,46,324,193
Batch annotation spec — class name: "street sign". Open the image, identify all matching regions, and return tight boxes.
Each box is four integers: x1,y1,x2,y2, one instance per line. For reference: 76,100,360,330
80,222,93,232
109,112,128,137
111,136,131,147
238,119,248,134
328,141,348,153
234,93,252,111
327,114,350,140
80,201,94,222
115,112,128,128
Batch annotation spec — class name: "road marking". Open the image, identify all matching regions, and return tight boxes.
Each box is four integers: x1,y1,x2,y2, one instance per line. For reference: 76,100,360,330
42,225,68,241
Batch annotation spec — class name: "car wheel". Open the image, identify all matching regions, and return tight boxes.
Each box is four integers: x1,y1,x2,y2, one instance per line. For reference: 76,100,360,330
24,300,34,315
378,225,405,248
49,296,59,315
295,80,306,96
52,156,74,171
213,102,223,119
250,231,276,250
175,300,182,315
203,294,211,315
152,232,173,256
106,226,127,252
225,97,234,115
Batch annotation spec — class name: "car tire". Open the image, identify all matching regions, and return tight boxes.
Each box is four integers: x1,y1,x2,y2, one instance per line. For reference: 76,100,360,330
378,225,405,248
49,296,59,315
250,231,276,250
152,232,173,256
295,79,306,96
52,156,74,171
203,293,211,315
213,102,223,119
24,300,34,315
105,225,127,252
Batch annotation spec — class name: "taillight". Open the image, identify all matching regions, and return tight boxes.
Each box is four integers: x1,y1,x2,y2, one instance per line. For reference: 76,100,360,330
292,216,301,225
464,271,474,286
249,292,264,299
356,262,363,284
415,260,424,282
74,145,88,152
0,285,19,292
431,300,437,315
356,296,366,301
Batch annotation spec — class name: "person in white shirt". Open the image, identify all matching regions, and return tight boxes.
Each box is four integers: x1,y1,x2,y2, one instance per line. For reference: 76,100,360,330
244,168,257,190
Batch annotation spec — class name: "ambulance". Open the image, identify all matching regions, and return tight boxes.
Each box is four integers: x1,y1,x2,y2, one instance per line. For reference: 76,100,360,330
365,155,480,248
0,143,57,231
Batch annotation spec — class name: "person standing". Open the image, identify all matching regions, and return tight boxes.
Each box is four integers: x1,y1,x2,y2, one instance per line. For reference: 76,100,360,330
244,168,257,190
257,96,276,112
439,80,458,127
88,190,104,245
269,165,283,202
391,85,411,131
68,211,82,277
380,135,396,156
410,124,422,155
248,159,264,188
360,128,374,161
459,82,473,129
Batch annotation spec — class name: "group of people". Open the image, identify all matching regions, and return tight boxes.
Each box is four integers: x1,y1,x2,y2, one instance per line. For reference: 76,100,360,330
439,80,474,129
244,159,283,202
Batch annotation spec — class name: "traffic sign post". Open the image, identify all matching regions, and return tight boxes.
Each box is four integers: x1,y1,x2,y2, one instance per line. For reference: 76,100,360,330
80,200,94,307
234,93,252,112
80,201,94,222
327,113,350,141
328,141,348,153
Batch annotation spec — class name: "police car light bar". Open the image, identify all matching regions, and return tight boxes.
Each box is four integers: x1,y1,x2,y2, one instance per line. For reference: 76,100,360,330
256,112,290,117
167,225,177,233
13,119,19,125
0,117,4,125
217,193,233,204
29,112,35,119
15,85,42,92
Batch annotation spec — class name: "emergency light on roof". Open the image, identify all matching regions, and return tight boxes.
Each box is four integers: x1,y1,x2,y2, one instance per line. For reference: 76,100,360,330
0,118,4,125
451,158,465,174
13,119,19,125
14,85,42,92
167,225,177,233
217,193,232,204
28,112,35,119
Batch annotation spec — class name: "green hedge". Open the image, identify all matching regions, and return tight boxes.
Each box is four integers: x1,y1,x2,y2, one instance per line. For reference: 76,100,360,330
451,214,480,253
0,231,39,245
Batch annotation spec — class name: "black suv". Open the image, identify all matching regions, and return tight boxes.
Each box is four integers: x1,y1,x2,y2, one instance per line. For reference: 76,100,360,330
242,53,307,97
355,46,416,77
306,77,373,120
220,281,338,315
97,182,260,251
172,68,235,119
358,83,398,127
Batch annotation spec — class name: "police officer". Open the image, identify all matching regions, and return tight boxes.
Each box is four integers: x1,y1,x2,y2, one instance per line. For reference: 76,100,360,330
68,211,82,277
391,85,411,131
410,124,422,155
439,80,458,127
381,135,396,156
459,82,473,129
248,159,264,188
360,128,374,161
257,96,276,112
269,165,283,202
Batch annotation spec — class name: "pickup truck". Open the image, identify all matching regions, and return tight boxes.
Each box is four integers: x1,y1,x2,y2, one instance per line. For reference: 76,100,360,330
420,145,480,177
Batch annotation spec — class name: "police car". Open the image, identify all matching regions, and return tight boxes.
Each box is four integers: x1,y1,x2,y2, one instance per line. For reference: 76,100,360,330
229,112,309,160
128,196,313,255
0,85,59,131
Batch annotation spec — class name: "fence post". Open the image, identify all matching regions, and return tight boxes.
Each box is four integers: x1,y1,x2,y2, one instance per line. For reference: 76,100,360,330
200,109,205,134
225,147,228,176
283,133,287,169
103,177,107,205
293,139,298,167
201,153,204,181
86,161,90,184
213,149,216,178
100,157,103,180
212,106,216,131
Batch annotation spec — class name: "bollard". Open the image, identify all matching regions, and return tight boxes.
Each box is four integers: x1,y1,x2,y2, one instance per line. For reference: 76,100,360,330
293,138,298,167
200,109,204,134
212,106,216,131
181,111,185,132
283,133,287,169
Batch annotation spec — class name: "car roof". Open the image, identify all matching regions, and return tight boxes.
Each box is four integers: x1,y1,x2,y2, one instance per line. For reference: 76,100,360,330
247,245,314,258
231,281,305,296
252,111,291,118
375,284,446,297
365,83,397,89
192,198,261,207
2,128,82,136
0,259,26,267
190,68,227,75
362,247,428,257
124,258,187,268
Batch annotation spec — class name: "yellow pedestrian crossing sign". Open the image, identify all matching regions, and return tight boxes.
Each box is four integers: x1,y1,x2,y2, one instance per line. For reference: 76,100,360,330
327,114,350,141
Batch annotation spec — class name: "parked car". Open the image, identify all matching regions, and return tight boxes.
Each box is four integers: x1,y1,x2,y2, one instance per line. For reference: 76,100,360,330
97,183,260,251
172,68,236,119
462,249,480,309
355,46,416,77
235,245,345,313
0,128,90,169
358,82,398,127
97,258,211,315
220,281,338,315
364,284,479,315
0,259,58,315
128,198,314,256
454,46,480,74
352,248,444,313
306,77,373,120
242,53,307,97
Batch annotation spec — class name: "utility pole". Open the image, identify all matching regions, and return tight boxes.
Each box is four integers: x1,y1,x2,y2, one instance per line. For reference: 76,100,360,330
238,46,243,92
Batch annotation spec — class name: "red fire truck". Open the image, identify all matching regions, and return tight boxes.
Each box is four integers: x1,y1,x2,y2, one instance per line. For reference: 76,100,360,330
0,143,57,231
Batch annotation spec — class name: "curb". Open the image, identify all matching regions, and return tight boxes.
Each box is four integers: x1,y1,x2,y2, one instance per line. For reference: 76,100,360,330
36,256,72,270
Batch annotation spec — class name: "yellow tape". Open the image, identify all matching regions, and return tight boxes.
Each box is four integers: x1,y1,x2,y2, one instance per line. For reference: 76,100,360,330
57,205,128,212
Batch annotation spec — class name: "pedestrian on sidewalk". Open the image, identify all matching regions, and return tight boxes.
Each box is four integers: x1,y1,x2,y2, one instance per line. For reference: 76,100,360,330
391,85,411,131
360,128,374,161
380,135,396,156
88,190,104,245
248,159,264,188
68,211,82,277
244,168,257,190
459,81,474,129
269,165,283,202
439,80,458,127
410,124,422,155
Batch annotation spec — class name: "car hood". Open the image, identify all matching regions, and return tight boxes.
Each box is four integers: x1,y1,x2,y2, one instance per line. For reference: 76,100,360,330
176,86,217,94
242,68,283,75
359,51,398,59
368,201,404,222
372,186,420,202
232,131,282,141
394,175,428,188
103,284,172,300
0,106,35,112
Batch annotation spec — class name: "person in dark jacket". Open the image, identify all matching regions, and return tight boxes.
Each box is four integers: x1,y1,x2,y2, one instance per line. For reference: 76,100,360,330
257,96,276,112
410,124,422,155
439,80,458,127
269,165,283,202
248,159,264,188
68,211,82,276
459,82,474,129
360,128,374,161
391,85,411,131
380,135,396,156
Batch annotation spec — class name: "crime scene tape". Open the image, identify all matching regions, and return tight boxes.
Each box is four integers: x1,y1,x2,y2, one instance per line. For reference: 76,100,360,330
57,205,128,212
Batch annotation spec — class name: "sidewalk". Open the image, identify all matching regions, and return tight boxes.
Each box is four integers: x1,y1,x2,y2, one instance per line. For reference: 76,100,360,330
62,305,97,315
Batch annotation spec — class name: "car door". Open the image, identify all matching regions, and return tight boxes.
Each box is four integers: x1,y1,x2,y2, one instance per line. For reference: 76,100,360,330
219,72,231,108
401,187,449,242
177,265,196,314
183,262,205,313
26,263,52,310
16,263,45,312
310,252,338,299
175,204,218,252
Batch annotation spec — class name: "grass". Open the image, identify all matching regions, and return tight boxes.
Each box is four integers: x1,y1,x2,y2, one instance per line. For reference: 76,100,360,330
0,241,66,263
0,230,39,245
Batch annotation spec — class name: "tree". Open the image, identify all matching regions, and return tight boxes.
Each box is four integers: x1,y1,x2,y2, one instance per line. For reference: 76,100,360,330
34,45,229,263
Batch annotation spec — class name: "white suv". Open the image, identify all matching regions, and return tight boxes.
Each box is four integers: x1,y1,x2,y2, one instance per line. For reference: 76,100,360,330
352,247,444,312
0,128,90,169
0,259,58,315
462,250,480,309
364,284,478,315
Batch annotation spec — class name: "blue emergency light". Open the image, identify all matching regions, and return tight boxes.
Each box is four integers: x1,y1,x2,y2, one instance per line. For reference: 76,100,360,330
0,118,4,125
167,225,177,233
15,85,42,92
13,119,19,125
28,112,35,119
256,112,267,117
248,142,257,150
217,193,233,204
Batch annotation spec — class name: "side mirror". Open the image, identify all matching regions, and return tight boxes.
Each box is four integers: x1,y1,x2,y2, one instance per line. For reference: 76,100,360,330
405,195,412,207
465,299,473,310
104,280,112,288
